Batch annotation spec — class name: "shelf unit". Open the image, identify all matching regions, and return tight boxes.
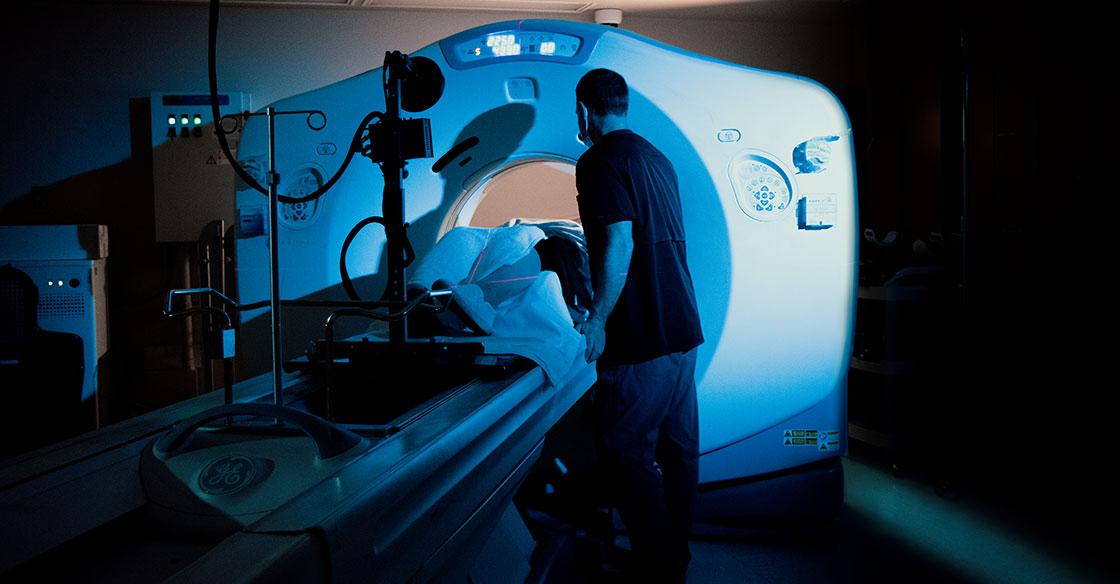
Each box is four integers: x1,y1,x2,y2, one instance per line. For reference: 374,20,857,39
848,282,955,456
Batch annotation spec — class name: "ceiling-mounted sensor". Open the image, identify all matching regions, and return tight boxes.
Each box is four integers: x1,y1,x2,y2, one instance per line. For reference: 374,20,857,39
594,8,623,27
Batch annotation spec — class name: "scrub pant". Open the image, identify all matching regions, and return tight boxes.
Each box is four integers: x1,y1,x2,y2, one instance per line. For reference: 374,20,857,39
594,349,699,583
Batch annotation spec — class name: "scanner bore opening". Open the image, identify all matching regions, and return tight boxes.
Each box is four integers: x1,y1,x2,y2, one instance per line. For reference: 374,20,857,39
441,157,579,233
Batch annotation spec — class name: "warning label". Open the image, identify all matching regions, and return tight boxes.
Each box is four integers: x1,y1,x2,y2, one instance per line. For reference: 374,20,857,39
206,150,231,166
783,429,841,451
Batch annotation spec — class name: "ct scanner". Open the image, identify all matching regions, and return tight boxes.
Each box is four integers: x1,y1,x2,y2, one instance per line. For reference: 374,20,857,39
235,19,856,497
0,18,856,582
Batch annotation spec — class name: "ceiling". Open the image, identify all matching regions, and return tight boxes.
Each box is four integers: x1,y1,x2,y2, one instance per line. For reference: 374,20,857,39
125,0,850,22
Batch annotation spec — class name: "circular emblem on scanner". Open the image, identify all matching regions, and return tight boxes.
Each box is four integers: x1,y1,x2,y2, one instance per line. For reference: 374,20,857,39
278,167,324,230
198,455,257,496
728,150,796,222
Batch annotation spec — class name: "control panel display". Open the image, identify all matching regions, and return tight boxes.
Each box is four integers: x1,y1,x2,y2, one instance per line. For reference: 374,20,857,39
454,31,583,63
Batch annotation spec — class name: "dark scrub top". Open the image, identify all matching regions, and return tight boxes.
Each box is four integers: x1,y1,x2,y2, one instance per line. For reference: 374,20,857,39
576,129,704,365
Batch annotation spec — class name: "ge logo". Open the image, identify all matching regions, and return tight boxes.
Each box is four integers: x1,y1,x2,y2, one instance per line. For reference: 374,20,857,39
198,455,257,496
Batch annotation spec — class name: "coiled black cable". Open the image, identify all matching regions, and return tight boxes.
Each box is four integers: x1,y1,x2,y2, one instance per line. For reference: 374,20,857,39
339,217,416,301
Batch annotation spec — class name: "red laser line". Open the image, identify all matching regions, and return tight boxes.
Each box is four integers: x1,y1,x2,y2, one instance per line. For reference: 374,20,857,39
465,243,488,284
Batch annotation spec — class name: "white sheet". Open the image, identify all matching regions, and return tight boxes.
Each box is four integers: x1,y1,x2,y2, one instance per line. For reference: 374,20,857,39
409,225,546,289
406,225,585,385
435,271,585,385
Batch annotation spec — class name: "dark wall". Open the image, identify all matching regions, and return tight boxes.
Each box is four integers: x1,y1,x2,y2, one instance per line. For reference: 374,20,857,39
964,0,1111,529
850,0,947,240
851,0,1113,553
0,98,213,422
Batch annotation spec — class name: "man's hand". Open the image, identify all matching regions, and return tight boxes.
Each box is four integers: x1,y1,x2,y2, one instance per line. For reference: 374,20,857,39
578,315,607,362
579,220,631,364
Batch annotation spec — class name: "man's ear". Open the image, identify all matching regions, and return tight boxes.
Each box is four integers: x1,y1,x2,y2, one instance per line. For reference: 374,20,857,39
576,102,591,145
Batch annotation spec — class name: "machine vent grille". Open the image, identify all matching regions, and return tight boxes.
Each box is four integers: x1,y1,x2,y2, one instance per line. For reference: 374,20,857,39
38,294,87,320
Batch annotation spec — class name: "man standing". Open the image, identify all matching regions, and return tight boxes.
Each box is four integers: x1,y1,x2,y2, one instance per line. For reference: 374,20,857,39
574,68,704,582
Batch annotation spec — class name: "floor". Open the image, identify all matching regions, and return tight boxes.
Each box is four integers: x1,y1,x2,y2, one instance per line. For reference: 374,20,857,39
681,452,1115,584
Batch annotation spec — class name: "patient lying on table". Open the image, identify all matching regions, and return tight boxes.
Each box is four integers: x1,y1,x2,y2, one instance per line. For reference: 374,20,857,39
402,221,591,384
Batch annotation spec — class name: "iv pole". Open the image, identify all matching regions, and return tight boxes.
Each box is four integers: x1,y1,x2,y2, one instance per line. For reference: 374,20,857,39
227,107,327,406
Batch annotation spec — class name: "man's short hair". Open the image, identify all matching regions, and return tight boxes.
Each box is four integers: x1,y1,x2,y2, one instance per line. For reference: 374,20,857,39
576,68,629,117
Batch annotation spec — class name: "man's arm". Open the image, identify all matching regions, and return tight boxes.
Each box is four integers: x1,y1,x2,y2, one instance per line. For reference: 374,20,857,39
580,220,633,362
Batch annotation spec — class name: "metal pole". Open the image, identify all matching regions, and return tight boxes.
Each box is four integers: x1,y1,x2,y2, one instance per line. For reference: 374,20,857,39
959,29,971,362
267,106,284,406
217,218,231,396
201,238,214,393
217,219,227,300
384,52,408,343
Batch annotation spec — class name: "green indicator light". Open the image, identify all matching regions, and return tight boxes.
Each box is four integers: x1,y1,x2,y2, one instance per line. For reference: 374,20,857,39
193,115,203,125
168,115,176,125
180,115,189,125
